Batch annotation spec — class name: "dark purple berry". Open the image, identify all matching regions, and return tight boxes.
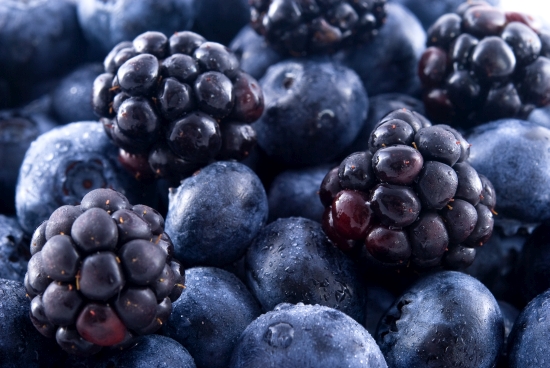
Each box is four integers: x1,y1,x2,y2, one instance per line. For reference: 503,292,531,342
338,151,376,191
117,54,159,96
365,226,411,264
71,208,118,253
372,146,423,185
415,161,458,210
167,112,222,163
79,252,125,301
370,183,421,227
331,190,373,240
319,167,342,207
133,31,168,59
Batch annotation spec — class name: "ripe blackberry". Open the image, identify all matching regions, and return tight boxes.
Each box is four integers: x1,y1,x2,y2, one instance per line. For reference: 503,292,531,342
93,31,264,185
25,188,184,356
319,108,496,271
419,1,550,127
250,0,387,56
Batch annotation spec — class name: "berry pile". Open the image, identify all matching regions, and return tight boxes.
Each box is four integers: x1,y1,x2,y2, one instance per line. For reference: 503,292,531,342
24,188,184,356
320,108,496,269
93,30,264,184
250,0,387,55
419,1,550,126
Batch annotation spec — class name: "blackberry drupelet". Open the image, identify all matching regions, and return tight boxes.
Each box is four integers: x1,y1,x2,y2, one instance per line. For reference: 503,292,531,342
93,31,264,185
249,0,387,56
319,108,496,270
25,188,184,356
419,1,550,127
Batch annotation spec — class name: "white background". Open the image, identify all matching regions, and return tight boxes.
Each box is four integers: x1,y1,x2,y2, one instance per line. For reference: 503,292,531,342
500,0,550,25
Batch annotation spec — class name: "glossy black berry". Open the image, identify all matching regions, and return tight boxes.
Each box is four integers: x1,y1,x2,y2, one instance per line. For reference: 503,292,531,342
420,2,550,127
93,30,264,183
319,108,495,270
250,0,387,55
24,188,184,356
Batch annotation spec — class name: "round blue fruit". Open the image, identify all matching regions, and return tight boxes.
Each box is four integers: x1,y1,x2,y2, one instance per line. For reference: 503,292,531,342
164,267,260,368
229,303,388,368
467,119,550,225
165,161,268,267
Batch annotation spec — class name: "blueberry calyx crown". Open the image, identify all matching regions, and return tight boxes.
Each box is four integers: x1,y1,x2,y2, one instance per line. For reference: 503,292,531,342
320,108,496,270
25,188,185,356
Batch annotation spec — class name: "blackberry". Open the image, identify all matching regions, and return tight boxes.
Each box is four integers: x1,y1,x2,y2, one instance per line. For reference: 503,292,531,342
93,31,264,186
419,1,550,127
250,0,387,56
25,188,184,356
319,108,496,270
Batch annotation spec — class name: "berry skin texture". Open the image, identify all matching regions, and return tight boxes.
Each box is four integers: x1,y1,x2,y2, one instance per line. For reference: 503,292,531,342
507,288,550,368
76,0,195,56
515,222,550,304
467,119,550,224
164,267,261,368
165,161,268,267
0,279,64,368
229,303,388,368
15,122,157,235
267,164,330,224
245,217,366,325
255,59,368,166
376,271,504,368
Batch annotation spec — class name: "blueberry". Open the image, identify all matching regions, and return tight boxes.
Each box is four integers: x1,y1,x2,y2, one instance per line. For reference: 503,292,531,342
267,164,331,223
164,267,260,368
0,279,64,368
365,283,397,337
165,161,268,267
15,122,157,235
51,63,104,124
0,215,28,282
0,0,85,93
77,0,195,56
334,3,426,96
0,100,58,214
229,303,388,368
229,25,285,80
392,0,500,30
109,335,197,368
255,58,368,165
467,119,550,225
246,217,366,325
376,271,504,368
508,288,550,368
